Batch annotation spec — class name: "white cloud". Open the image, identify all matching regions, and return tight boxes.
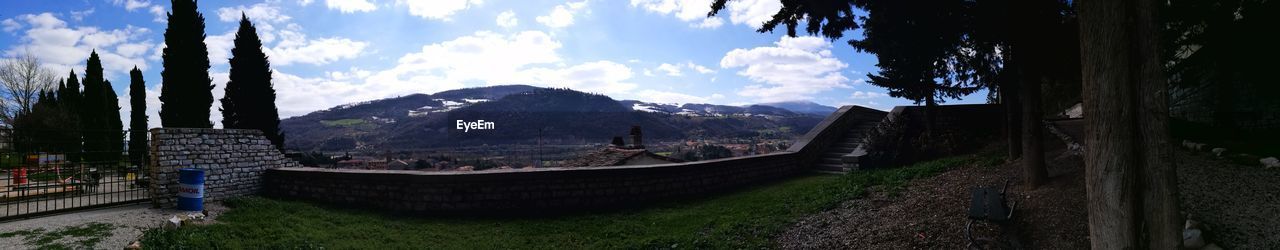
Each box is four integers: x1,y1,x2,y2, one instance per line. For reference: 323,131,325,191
207,28,368,66
114,0,152,11
298,0,316,6
261,30,638,116
536,0,588,28
652,61,714,77
496,10,518,28
724,0,781,28
204,8,367,66
267,37,368,65
115,42,152,57
369,30,561,87
521,61,635,93
721,36,852,102
70,8,95,21
635,89,715,104
629,0,775,29
325,0,377,13
111,0,166,22
3,13,155,77
149,5,167,23
655,63,682,76
396,0,483,20
1,19,21,33
217,3,292,24
684,61,714,74
630,0,724,29
181,29,645,118
851,91,885,99
204,31,236,65
326,67,372,81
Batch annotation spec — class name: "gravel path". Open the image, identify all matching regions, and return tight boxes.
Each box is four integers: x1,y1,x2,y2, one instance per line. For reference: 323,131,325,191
0,203,227,249
1177,151,1280,249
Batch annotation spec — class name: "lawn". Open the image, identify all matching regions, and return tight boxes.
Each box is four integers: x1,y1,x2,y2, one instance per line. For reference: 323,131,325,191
141,154,998,249
0,222,117,250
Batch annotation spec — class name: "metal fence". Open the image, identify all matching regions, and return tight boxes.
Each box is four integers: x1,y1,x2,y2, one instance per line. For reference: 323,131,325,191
0,129,149,220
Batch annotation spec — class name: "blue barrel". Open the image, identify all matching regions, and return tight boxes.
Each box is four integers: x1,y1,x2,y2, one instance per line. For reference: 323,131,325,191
176,168,206,211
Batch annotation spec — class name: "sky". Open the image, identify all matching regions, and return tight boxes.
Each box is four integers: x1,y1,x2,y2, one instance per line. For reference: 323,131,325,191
0,0,987,128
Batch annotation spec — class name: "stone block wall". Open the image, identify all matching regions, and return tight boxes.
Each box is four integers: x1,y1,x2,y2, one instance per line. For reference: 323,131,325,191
264,152,799,213
261,105,882,213
149,128,301,208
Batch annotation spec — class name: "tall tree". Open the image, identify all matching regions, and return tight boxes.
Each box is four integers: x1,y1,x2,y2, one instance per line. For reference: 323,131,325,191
102,78,124,160
129,67,148,167
159,0,215,128
80,51,106,162
79,51,124,164
58,71,83,160
221,14,284,151
1078,0,1182,247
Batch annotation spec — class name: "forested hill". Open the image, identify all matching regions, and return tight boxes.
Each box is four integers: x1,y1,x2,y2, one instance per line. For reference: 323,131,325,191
280,86,827,151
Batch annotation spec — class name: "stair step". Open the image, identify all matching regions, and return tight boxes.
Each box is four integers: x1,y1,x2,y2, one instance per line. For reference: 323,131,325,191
813,163,848,173
835,142,862,148
829,146,858,152
820,158,844,165
822,152,848,158
810,169,849,175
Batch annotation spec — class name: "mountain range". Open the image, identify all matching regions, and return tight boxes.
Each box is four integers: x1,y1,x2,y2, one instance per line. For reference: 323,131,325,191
279,85,838,151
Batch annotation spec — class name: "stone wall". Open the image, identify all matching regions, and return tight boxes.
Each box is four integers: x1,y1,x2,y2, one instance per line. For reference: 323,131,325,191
149,128,301,208
263,105,880,213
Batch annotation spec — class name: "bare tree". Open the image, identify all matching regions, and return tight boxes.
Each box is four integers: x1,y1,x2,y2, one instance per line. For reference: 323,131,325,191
0,52,60,127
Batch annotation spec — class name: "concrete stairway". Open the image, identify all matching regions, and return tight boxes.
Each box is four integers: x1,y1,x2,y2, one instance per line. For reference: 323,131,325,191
812,120,881,174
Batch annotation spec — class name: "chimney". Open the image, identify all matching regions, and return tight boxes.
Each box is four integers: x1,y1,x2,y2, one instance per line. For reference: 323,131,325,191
629,125,644,149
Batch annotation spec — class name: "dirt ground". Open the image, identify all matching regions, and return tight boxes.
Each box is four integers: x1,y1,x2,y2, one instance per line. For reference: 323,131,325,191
775,126,1278,249
775,136,1089,249
0,203,228,249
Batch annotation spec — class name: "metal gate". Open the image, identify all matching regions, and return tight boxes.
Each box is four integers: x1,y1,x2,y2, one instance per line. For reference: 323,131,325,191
0,129,150,220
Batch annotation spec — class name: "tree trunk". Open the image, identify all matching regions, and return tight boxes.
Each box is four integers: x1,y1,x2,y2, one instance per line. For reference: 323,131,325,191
1134,0,1184,246
1009,0,1048,188
1002,52,1023,160
1020,66,1048,188
1078,0,1183,248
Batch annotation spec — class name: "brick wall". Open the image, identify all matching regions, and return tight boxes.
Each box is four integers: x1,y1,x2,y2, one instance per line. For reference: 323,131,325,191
262,105,880,213
148,128,301,208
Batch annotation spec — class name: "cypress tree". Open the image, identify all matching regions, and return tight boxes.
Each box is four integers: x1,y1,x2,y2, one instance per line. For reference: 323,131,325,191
129,67,148,167
159,0,214,128
80,51,124,164
80,51,105,163
102,78,124,160
222,14,284,151
58,71,82,161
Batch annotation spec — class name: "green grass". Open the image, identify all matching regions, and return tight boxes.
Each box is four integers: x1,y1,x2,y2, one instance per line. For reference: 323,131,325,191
0,222,117,250
141,154,999,249
319,119,366,127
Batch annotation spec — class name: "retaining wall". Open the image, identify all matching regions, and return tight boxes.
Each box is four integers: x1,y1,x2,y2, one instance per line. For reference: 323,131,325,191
263,105,881,213
148,128,300,208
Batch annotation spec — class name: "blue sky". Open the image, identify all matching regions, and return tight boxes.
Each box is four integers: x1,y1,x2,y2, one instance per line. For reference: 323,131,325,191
1,0,986,128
